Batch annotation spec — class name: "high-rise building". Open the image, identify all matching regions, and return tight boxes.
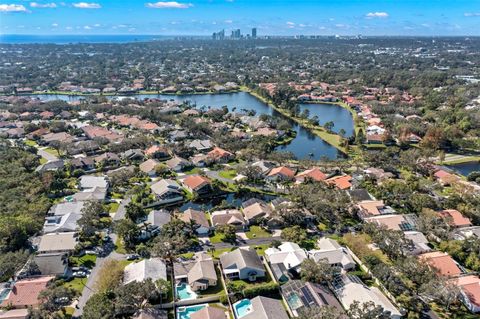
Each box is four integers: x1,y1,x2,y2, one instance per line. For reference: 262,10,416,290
252,28,257,39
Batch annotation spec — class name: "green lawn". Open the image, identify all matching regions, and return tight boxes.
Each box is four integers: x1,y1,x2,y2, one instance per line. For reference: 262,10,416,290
44,147,60,156
63,277,87,293
200,268,226,297
108,202,120,213
245,226,271,239
219,170,237,179
183,167,201,175
251,244,270,256
69,254,97,269
209,247,238,259
39,157,48,164
25,139,38,147
115,237,127,254
209,231,226,244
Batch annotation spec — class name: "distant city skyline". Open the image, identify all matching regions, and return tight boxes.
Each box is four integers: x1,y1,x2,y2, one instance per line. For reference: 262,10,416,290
1,0,480,36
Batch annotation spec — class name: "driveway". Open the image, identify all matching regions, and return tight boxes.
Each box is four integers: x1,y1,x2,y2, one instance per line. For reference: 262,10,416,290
73,234,125,318
37,147,58,162
113,197,131,221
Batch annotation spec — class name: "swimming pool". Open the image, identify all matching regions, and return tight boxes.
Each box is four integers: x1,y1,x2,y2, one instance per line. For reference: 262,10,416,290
176,304,206,319
0,289,11,302
176,282,197,300
286,292,303,310
234,299,253,318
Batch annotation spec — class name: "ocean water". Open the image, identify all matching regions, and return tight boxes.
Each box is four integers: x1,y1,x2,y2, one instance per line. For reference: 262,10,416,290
0,34,188,44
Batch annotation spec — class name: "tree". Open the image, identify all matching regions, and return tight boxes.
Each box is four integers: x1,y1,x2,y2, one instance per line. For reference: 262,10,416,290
94,259,125,293
324,121,334,132
114,280,157,316
38,285,77,314
216,224,237,243
155,278,170,306
125,202,146,222
82,292,115,319
78,200,104,239
347,301,388,319
280,225,307,244
114,219,140,250
300,259,337,284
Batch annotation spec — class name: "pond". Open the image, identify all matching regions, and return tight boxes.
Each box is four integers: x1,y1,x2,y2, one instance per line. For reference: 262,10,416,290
446,161,480,176
28,92,354,160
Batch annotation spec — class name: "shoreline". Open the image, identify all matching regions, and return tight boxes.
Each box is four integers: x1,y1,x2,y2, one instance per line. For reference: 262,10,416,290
4,89,242,97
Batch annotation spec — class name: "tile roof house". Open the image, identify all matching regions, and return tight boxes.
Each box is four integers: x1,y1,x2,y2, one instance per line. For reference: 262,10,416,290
37,232,78,254
150,179,184,205
242,201,272,224
434,169,460,186
190,306,227,319
207,147,234,163
0,309,29,319
325,175,352,190
182,175,212,195
356,200,396,220
220,247,265,281
210,209,246,230
437,209,472,228
419,251,462,277
239,296,290,319
145,145,170,160
179,208,210,235
454,275,480,313
308,238,356,270
165,156,191,172
123,259,167,285
70,157,95,171
132,309,168,319
266,166,295,182
0,276,54,309
334,275,402,319
295,167,327,183
174,252,217,292
265,242,307,282
365,214,417,231
188,139,213,152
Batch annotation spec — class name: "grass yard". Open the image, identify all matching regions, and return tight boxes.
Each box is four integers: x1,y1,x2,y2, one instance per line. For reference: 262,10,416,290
44,147,60,156
200,268,226,297
219,170,237,179
183,167,201,175
108,202,120,213
39,157,48,164
209,247,238,259
245,226,271,239
70,254,97,269
209,231,226,244
63,277,87,293
115,237,127,254
250,244,270,256
25,139,38,147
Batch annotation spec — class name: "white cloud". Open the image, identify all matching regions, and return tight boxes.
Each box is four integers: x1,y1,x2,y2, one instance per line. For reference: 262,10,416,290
65,26,72,30
145,1,192,9
366,12,389,18
224,19,233,24
93,23,101,27
0,4,27,12
52,23,58,27
30,2,57,8
464,12,480,17
84,25,92,29
73,2,101,9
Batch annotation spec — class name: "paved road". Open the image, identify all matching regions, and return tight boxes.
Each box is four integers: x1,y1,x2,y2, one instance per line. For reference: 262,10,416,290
37,147,58,162
211,236,279,250
73,234,125,318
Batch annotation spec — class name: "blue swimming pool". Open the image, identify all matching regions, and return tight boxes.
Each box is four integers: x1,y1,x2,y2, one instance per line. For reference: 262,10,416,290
286,292,303,310
176,305,206,319
234,299,253,318
0,289,11,302
176,282,197,300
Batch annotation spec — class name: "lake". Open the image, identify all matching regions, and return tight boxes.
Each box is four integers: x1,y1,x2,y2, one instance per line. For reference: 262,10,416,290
447,161,480,176
27,92,354,160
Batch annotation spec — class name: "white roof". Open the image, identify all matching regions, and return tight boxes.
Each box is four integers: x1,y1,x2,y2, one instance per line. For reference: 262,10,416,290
123,258,167,285
80,175,108,189
265,242,307,270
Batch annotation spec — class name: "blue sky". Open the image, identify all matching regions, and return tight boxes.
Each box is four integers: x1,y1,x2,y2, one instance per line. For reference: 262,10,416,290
1,0,480,36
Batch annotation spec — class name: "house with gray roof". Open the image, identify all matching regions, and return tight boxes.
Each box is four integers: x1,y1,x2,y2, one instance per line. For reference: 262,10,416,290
79,175,109,190
49,201,85,217
220,247,265,281
308,238,356,270
165,156,191,172
239,296,290,319
33,253,69,277
123,258,167,285
188,139,213,152
37,232,78,254
150,179,184,205
174,252,217,292
265,242,307,282
179,208,210,236
43,213,82,233
72,187,107,202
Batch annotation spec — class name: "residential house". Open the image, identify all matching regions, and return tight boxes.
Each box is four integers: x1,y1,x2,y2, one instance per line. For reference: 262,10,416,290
308,238,356,270
404,231,431,255
72,187,107,202
210,209,246,230
94,152,121,167
356,200,396,220
139,159,160,177
123,259,167,285
251,160,275,176
434,169,460,186
437,209,472,228
188,139,213,152
142,210,171,238
281,280,344,317
179,208,210,235
207,147,234,163
237,296,290,319
79,175,108,190
182,175,212,195
174,252,217,292
325,175,352,190
419,251,462,277
242,200,272,224
122,149,145,162
132,309,168,319
454,275,480,313
35,159,64,173
295,167,327,183
37,232,78,254
150,179,184,205
365,214,417,231
165,156,191,172
266,166,295,182
220,247,265,281
0,309,29,319
33,253,69,277
145,145,170,160
0,276,54,309
333,275,402,319
189,306,227,319
265,242,307,282
70,157,95,171
40,132,74,145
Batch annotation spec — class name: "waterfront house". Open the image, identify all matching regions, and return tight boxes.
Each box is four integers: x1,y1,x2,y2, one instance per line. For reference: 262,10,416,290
220,247,265,281
182,175,212,195
150,179,184,205
210,209,246,230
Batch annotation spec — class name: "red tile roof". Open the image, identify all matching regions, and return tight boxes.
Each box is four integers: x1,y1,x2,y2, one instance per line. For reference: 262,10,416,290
326,175,352,190
0,276,53,308
183,175,211,190
419,252,462,277
438,209,472,228
295,167,327,182
267,166,295,178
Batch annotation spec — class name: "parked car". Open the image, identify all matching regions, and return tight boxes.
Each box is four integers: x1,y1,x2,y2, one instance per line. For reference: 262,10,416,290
73,271,87,278
126,254,139,261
